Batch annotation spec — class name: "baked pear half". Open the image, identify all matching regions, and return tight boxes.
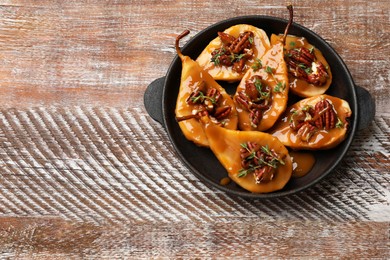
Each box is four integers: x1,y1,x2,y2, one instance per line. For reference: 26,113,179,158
175,30,238,147
233,39,289,132
233,5,294,131
271,34,332,97
201,116,292,193
196,24,270,81
270,95,352,150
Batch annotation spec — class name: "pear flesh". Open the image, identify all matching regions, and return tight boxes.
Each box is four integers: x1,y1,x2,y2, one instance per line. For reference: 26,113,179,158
196,24,270,82
175,30,238,147
271,34,332,97
233,39,289,132
270,95,352,150
201,116,292,193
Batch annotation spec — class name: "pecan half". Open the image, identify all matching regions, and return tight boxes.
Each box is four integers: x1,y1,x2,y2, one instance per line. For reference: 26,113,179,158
314,99,336,130
289,48,314,67
239,142,284,184
235,76,272,128
218,32,235,45
286,47,329,86
254,166,275,184
211,31,254,73
206,88,221,104
235,91,251,111
229,31,254,54
297,122,317,142
213,106,231,120
249,109,262,128
287,60,309,80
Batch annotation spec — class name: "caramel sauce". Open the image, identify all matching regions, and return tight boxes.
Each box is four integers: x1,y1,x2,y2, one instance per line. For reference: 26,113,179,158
290,151,315,178
270,34,332,97
270,95,351,150
175,56,238,147
235,41,288,132
219,177,231,186
202,116,293,193
196,24,270,81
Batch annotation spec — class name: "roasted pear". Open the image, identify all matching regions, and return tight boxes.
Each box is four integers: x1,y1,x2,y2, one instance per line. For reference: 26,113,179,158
175,30,238,147
196,24,270,81
270,95,352,150
233,5,293,131
271,34,332,97
201,116,292,193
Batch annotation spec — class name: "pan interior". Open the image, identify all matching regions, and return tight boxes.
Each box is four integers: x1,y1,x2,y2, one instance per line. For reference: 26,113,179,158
162,16,358,198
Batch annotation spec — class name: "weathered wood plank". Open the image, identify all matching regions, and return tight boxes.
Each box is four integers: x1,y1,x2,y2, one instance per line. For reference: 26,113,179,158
0,107,388,223
0,0,388,257
0,217,388,258
0,1,388,111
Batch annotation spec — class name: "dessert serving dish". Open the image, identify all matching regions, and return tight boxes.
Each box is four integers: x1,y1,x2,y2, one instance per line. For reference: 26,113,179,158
144,14,375,198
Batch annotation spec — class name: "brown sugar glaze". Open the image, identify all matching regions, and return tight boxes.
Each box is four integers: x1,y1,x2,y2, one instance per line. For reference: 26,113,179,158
271,34,332,97
290,151,316,178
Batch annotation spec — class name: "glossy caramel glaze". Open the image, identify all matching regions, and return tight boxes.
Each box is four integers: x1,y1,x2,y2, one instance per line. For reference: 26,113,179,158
234,39,289,131
201,116,292,193
175,55,238,147
290,151,316,177
270,95,351,150
271,34,332,97
196,24,270,81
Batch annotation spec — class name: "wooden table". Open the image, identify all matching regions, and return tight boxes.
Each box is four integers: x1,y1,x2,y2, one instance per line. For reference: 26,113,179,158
0,0,389,258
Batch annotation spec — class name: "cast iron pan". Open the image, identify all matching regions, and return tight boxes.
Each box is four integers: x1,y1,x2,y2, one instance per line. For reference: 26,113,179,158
144,15,375,198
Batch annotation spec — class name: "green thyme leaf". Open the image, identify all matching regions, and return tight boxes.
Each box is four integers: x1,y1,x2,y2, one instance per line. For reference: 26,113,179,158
336,117,344,128
261,145,271,155
298,63,307,69
238,168,249,178
251,58,262,71
240,143,248,149
304,67,313,74
274,82,283,92
265,66,274,74
190,91,216,104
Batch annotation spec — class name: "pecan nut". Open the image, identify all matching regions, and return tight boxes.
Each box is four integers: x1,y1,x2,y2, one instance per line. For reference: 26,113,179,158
314,99,336,130
287,47,329,86
213,106,231,120
235,91,251,111
254,165,275,184
249,109,262,128
218,32,235,45
229,31,253,54
239,141,284,184
297,122,317,142
211,31,254,73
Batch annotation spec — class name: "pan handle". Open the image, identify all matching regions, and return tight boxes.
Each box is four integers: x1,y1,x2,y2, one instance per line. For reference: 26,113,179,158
144,77,165,127
144,79,375,131
356,85,375,130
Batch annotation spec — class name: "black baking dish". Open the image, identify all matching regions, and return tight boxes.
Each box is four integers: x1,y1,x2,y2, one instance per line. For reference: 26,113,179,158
144,15,375,198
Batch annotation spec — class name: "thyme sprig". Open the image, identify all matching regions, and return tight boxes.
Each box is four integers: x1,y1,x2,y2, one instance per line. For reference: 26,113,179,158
264,66,286,92
190,91,216,104
238,143,285,178
251,58,262,71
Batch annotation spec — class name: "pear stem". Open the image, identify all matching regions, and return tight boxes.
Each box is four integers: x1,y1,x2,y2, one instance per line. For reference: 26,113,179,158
281,4,294,45
175,30,190,59
176,114,200,122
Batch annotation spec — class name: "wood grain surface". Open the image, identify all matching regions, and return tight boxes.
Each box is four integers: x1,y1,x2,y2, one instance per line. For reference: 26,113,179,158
0,0,389,258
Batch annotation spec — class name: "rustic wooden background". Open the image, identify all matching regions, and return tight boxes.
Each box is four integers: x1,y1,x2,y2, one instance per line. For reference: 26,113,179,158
0,0,389,258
